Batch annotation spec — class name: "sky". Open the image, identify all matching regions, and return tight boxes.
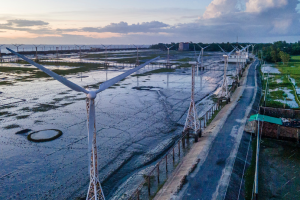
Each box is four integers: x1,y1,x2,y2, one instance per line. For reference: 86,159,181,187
0,0,299,44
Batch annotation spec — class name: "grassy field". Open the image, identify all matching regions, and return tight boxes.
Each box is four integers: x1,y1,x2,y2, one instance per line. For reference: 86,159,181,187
261,56,300,109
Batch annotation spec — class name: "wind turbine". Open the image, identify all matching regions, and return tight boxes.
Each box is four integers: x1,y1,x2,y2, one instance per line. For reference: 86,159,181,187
33,44,41,61
164,44,174,67
76,45,85,60
101,44,111,66
7,47,159,200
218,45,237,102
133,44,142,66
196,44,210,70
232,45,241,83
193,45,202,76
12,44,23,62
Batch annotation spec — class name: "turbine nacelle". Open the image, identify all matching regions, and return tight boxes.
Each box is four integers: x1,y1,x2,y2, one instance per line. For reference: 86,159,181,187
87,91,97,99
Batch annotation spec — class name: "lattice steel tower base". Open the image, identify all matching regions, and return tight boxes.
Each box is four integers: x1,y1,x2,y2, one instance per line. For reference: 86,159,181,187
220,55,229,100
183,65,201,139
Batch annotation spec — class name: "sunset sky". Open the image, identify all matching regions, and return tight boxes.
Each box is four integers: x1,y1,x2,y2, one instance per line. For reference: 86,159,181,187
0,0,299,44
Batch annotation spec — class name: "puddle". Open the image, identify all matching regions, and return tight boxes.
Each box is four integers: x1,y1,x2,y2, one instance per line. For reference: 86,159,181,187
28,129,62,142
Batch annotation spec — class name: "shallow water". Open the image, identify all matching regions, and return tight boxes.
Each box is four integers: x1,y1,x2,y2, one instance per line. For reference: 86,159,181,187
0,51,237,199
261,65,281,74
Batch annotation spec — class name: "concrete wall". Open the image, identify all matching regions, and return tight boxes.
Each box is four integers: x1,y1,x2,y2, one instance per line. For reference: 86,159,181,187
253,121,300,142
259,107,300,119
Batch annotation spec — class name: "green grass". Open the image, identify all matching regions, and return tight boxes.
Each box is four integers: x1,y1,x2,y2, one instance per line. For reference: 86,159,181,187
276,55,300,74
206,107,221,126
290,55,300,63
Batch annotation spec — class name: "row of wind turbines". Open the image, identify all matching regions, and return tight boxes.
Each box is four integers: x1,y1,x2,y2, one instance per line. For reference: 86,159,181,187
7,47,159,200
6,42,252,200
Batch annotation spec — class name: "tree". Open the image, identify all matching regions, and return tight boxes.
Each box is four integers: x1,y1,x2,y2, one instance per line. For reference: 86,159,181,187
279,51,290,66
270,50,278,63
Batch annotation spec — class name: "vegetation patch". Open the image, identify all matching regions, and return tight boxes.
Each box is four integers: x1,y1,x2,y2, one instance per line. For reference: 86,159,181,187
15,129,32,134
16,115,30,119
3,124,20,129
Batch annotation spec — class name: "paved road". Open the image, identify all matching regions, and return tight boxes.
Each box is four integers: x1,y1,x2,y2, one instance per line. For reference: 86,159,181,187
180,60,259,200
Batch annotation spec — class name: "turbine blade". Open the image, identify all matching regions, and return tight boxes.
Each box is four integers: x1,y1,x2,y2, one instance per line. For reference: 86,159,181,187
218,45,226,53
197,44,203,49
169,45,174,50
203,45,210,49
7,48,89,94
96,56,160,93
227,47,237,56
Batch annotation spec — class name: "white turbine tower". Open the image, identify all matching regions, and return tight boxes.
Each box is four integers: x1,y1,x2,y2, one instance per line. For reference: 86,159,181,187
164,44,174,67
218,45,237,101
101,44,111,66
196,44,210,70
33,44,41,61
193,45,202,76
7,47,159,200
133,44,143,66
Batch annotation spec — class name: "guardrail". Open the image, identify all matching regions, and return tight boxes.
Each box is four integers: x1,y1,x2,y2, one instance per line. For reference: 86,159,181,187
127,102,223,200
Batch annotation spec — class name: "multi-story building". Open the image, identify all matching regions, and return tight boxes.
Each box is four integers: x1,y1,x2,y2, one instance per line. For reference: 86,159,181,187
178,42,189,51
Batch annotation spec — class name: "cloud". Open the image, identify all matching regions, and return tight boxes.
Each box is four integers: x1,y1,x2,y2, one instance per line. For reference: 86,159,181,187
246,0,288,13
0,1,300,43
81,21,169,34
191,0,300,42
7,19,49,27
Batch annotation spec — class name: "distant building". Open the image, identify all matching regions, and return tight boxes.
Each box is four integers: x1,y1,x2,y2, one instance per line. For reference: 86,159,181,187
179,42,189,51
228,51,249,63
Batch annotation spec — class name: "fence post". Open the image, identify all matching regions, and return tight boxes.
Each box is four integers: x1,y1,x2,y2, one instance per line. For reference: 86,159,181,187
148,176,151,196
137,190,140,200
178,142,180,157
200,118,202,129
157,165,160,183
165,156,168,172
173,148,175,163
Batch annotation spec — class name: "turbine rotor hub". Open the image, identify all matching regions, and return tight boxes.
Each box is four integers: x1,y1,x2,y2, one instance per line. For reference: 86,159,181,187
87,91,96,99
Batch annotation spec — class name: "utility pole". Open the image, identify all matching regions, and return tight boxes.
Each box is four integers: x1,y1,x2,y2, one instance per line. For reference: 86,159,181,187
0,45,4,62
264,72,269,107
56,47,59,61
254,117,260,200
